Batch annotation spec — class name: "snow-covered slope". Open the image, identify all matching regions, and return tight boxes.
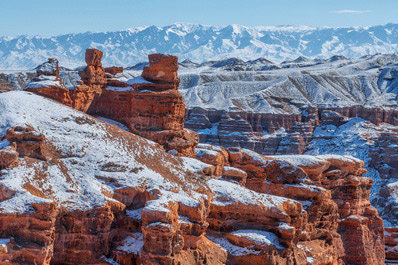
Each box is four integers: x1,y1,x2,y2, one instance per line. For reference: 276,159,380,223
2,23,398,69
179,53,398,112
0,91,209,212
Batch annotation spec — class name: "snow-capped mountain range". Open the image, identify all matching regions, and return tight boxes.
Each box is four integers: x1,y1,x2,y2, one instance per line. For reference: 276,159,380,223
2,23,398,70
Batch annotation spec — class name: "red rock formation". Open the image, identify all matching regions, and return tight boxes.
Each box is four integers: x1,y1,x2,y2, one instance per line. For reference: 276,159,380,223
185,105,398,155
5,125,52,160
0,142,18,170
0,202,58,265
225,149,385,264
385,227,398,262
105,66,124,76
79,49,107,89
141,54,180,87
89,53,199,156
24,55,102,112
24,58,73,106
11,49,387,264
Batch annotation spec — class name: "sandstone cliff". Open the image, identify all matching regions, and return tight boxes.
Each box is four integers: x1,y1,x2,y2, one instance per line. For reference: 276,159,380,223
0,90,385,265
2,49,388,264
88,51,198,157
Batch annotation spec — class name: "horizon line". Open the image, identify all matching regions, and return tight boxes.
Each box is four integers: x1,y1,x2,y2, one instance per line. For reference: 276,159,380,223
1,21,398,39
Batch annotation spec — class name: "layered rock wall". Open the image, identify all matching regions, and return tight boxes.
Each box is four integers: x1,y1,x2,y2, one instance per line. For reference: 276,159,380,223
89,53,199,156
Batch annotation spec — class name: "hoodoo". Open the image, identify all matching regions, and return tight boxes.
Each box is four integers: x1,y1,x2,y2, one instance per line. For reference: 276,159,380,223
88,51,199,157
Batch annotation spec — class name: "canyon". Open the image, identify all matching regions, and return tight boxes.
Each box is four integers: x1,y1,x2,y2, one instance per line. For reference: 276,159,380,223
0,49,395,264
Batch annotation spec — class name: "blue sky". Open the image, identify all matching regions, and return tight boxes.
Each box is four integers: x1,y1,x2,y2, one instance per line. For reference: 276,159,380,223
1,0,398,36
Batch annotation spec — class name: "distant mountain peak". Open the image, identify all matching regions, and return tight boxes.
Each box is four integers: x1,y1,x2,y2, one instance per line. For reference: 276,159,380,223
1,23,398,70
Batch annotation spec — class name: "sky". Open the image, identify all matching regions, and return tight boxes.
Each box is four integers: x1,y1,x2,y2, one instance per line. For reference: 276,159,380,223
1,0,398,36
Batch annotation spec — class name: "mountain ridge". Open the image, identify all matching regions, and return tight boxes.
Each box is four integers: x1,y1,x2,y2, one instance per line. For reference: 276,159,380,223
2,22,398,70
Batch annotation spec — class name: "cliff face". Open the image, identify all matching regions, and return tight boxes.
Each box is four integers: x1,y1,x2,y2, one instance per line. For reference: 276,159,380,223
1,49,386,264
88,52,199,157
185,106,398,225
0,91,384,265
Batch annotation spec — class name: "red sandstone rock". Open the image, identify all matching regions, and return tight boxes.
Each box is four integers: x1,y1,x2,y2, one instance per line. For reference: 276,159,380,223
0,202,58,265
141,54,180,88
71,83,102,112
105,66,124,76
79,66,107,88
24,56,102,112
79,49,107,91
89,52,198,156
5,125,52,160
10,49,387,264
0,142,18,169
385,227,398,262
195,143,229,177
85,48,103,67
227,148,384,265
24,58,73,106
222,166,247,184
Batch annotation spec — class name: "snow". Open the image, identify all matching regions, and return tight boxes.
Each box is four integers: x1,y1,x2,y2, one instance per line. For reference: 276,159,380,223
25,76,62,89
117,233,143,254
266,154,361,168
178,53,398,113
0,91,207,213
178,215,192,224
2,23,398,70
126,76,154,85
0,139,10,149
181,157,212,173
105,86,132,92
223,166,246,174
229,230,284,250
206,235,260,256
278,223,294,230
95,116,131,132
266,155,325,167
303,117,398,226
103,257,121,265
343,215,366,221
208,178,293,209
126,208,143,220
195,148,219,158
36,60,57,74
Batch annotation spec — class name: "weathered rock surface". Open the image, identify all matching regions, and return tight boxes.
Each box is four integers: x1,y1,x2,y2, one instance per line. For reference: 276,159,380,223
79,49,107,89
3,49,392,264
385,227,398,263
0,91,385,264
89,52,198,156
23,56,102,112
24,58,73,106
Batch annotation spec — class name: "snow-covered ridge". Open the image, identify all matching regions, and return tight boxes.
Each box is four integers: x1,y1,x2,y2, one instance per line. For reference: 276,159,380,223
2,22,398,69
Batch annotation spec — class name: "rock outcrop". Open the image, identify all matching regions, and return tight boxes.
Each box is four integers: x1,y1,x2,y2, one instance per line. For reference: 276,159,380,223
195,146,385,264
89,53,198,156
385,227,398,263
24,55,102,112
0,90,386,264
24,58,73,106
7,49,389,264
